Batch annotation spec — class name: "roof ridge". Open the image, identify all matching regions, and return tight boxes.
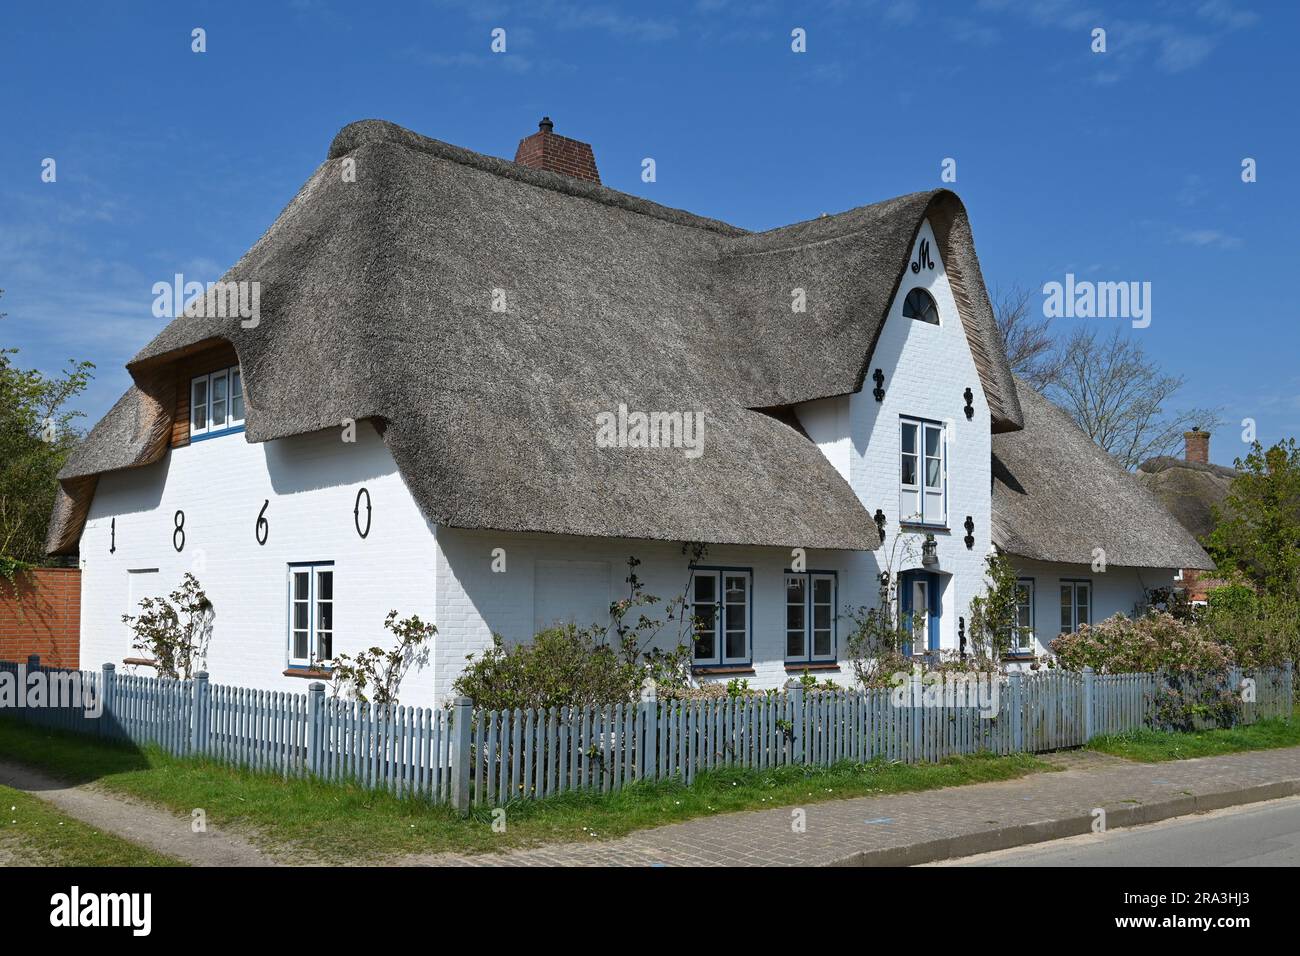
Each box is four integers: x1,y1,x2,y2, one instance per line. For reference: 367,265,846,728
725,190,943,257
327,119,749,238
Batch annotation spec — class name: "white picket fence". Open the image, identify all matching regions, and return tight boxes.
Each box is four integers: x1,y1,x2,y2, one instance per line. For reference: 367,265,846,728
0,656,1292,814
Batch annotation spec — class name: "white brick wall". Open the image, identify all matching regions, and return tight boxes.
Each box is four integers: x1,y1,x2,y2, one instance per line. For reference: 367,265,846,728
79,421,440,702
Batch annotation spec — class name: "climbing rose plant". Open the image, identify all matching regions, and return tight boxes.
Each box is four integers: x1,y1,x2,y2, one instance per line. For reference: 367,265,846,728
327,610,436,709
120,572,213,680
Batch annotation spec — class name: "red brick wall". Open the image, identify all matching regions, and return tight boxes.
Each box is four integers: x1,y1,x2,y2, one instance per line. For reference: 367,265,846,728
0,567,80,668
514,129,601,183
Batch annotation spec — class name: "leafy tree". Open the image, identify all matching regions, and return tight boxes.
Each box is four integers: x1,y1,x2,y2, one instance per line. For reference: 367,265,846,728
0,289,95,565
1206,439,1300,601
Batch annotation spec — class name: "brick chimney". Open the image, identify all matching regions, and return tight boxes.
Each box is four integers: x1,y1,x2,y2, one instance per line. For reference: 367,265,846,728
1184,428,1209,464
513,117,601,184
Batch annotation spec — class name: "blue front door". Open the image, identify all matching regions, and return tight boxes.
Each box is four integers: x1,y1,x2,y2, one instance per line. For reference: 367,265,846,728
899,571,941,654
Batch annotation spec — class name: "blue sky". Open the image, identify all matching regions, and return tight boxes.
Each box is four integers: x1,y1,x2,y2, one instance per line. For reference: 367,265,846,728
1,0,1294,467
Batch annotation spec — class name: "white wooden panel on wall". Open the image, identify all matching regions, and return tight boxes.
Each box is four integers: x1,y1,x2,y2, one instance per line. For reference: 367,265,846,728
533,559,611,633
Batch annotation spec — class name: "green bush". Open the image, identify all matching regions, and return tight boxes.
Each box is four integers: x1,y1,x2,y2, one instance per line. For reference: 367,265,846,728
451,625,649,711
1202,586,1300,671
451,555,695,710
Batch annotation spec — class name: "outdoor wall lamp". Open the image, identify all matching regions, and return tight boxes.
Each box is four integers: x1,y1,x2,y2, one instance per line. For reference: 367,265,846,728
921,532,938,567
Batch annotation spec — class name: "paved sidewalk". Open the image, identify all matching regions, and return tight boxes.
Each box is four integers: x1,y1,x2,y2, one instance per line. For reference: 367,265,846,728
416,746,1300,867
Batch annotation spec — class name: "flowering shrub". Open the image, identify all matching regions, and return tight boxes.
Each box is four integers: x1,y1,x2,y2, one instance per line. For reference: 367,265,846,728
1049,611,1233,673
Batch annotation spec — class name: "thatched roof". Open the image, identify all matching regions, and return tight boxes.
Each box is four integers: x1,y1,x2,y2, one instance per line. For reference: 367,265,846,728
1135,456,1238,542
49,119,1031,556
992,381,1215,570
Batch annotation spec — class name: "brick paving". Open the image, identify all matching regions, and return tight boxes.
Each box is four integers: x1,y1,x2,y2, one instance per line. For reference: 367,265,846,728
413,746,1300,867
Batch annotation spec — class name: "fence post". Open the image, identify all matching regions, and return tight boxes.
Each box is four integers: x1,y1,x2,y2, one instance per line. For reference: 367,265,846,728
639,678,657,781
909,668,922,761
306,681,324,776
191,671,210,755
1082,666,1095,743
1286,661,1294,716
1009,671,1023,752
451,696,473,816
99,663,116,739
787,681,805,765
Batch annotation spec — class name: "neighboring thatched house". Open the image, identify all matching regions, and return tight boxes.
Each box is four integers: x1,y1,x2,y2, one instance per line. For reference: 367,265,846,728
1136,429,1239,602
48,118,1211,700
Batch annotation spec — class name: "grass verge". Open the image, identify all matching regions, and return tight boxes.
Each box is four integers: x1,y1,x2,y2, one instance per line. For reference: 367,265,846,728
0,784,181,866
1087,710,1300,762
0,717,1048,862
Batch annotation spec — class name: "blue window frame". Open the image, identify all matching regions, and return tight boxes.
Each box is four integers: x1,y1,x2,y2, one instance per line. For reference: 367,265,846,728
190,365,245,442
287,561,334,668
784,570,837,662
691,566,752,666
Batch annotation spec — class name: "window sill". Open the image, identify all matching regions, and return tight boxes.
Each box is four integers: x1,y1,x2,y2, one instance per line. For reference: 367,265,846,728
899,521,949,532
692,665,755,677
784,661,840,672
283,667,332,679
190,424,247,444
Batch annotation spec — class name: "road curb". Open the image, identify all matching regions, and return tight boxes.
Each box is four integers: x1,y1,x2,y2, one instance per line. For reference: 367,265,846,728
828,778,1300,866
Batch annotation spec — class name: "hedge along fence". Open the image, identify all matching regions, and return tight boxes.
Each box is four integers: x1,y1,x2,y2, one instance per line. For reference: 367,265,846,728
0,657,1293,815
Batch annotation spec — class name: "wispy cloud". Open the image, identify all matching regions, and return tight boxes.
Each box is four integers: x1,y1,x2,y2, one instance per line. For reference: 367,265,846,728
973,0,1261,81
1171,227,1244,250
430,0,679,43
1196,0,1260,30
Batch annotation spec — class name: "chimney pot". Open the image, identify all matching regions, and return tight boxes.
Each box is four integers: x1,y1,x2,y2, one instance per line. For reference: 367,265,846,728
538,116,554,133
1184,429,1210,464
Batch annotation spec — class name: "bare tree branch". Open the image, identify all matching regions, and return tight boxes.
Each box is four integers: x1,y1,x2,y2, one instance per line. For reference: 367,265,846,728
1046,327,1223,470
992,283,1063,391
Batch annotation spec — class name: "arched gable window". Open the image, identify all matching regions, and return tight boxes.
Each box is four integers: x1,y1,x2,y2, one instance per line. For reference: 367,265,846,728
903,287,939,325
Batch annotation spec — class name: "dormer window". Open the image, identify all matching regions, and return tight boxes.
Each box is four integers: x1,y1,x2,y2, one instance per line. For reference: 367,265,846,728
190,366,245,439
903,287,939,325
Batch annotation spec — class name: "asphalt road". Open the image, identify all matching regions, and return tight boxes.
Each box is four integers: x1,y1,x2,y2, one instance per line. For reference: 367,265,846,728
933,796,1300,867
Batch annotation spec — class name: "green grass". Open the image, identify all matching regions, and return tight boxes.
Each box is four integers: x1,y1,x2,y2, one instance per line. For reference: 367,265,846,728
0,717,1048,862
0,785,182,866
1087,710,1300,762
